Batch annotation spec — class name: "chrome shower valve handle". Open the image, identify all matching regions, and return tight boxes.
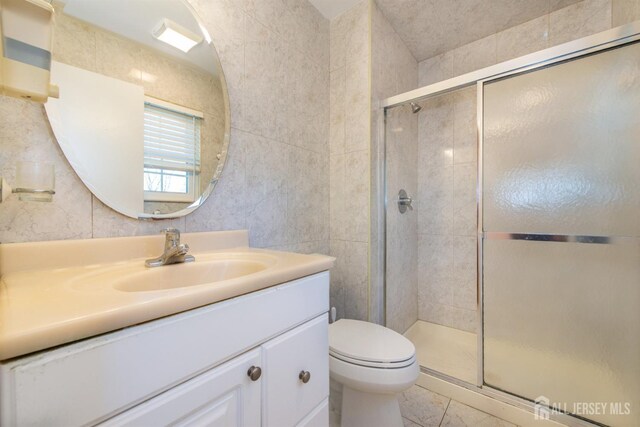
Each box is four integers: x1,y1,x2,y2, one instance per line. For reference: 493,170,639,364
398,189,413,214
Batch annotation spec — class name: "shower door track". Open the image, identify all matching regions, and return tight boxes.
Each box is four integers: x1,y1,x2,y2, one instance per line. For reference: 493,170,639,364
379,20,640,427
381,21,640,109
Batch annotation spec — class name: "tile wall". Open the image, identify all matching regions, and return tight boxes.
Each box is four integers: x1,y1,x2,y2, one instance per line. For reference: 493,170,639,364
371,2,419,331
0,0,331,259
414,0,638,332
328,0,419,324
328,1,371,321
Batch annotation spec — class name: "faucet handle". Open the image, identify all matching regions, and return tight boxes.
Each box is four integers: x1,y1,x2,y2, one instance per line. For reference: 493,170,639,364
162,228,181,249
163,227,180,236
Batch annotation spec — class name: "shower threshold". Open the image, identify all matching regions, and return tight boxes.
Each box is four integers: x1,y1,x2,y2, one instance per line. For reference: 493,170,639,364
404,320,477,384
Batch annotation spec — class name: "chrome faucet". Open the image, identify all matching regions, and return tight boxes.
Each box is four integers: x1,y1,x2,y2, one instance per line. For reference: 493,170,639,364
145,228,195,268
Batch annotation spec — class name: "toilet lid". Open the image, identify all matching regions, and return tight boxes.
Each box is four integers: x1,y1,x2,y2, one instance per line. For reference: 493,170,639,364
329,319,416,365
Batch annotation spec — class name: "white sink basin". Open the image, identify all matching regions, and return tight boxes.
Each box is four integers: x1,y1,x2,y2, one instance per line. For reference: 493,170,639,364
113,257,273,292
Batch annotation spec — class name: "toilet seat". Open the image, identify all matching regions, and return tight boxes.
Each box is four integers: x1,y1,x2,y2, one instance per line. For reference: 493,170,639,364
329,350,416,369
329,319,416,369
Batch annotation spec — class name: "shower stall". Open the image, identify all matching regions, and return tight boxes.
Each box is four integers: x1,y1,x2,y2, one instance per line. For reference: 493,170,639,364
379,23,640,427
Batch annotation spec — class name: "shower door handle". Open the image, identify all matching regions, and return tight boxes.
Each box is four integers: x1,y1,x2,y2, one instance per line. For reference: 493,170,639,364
398,189,413,213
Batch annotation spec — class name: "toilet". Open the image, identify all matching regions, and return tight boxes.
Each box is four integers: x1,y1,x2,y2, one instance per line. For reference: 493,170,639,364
329,319,419,427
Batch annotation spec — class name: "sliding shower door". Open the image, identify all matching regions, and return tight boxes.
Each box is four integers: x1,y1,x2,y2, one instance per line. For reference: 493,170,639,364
482,42,640,426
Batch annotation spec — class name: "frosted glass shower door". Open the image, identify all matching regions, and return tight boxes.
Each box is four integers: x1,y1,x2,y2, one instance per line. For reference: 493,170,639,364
482,42,640,427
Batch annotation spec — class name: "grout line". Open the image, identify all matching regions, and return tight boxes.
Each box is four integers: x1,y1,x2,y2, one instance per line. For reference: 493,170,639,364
439,398,452,427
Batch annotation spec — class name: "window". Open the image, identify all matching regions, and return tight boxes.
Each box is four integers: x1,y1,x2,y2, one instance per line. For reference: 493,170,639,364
143,97,202,202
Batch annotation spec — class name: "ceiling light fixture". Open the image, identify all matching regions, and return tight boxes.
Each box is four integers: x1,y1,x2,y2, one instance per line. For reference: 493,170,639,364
152,18,203,53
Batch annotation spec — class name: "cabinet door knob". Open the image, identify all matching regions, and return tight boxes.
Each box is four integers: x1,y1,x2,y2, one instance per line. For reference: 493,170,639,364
299,370,311,384
247,366,262,381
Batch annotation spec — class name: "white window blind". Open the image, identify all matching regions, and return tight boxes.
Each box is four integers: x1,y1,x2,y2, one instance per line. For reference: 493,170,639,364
143,101,201,173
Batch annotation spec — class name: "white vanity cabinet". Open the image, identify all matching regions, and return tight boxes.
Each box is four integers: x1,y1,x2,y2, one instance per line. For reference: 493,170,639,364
0,272,330,427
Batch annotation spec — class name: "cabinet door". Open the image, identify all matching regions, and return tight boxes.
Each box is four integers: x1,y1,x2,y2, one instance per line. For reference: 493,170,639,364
296,399,328,427
100,349,262,427
262,314,329,427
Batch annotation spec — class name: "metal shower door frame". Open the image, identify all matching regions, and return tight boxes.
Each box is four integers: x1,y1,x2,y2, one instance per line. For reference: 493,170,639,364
379,20,640,427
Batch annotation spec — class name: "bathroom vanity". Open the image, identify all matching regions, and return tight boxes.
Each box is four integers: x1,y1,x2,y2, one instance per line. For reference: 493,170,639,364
0,230,334,426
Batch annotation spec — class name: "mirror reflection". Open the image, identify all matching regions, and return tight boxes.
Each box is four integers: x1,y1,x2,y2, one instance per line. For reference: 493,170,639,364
45,0,229,218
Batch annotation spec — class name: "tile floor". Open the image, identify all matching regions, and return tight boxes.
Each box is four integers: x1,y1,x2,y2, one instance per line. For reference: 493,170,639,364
399,385,518,427
330,384,518,427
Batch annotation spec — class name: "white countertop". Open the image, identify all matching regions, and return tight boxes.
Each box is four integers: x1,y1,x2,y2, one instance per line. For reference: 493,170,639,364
0,231,335,360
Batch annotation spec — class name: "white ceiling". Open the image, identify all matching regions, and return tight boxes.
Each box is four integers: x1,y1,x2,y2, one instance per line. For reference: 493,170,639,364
368,0,580,61
61,0,218,74
308,0,364,19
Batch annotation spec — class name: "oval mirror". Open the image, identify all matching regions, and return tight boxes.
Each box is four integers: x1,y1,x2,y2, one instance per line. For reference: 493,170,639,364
44,0,229,219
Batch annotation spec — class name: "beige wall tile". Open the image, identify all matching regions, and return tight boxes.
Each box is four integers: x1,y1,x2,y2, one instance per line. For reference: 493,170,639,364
344,59,371,153
453,162,477,237
612,0,640,26
549,0,612,46
453,236,477,311
329,154,347,240
92,198,186,238
185,129,247,233
344,150,370,242
287,146,329,244
330,239,369,321
245,135,291,247
452,88,478,165
453,34,497,77
417,165,454,236
496,15,549,63
418,51,454,86
329,68,346,155
0,98,93,243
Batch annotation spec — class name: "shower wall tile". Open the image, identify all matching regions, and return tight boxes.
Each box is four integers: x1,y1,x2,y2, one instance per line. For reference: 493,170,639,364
612,0,640,26
418,51,454,87
419,301,476,333
452,88,478,165
418,234,454,306
453,34,497,77
496,15,549,63
416,90,477,331
1,0,329,252
418,0,616,87
549,0,612,46
453,236,477,311
453,162,477,237
417,95,454,169
417,166,454,236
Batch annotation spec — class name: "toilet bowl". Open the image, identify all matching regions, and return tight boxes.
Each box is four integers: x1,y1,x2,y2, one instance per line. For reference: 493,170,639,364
329,319,419,427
